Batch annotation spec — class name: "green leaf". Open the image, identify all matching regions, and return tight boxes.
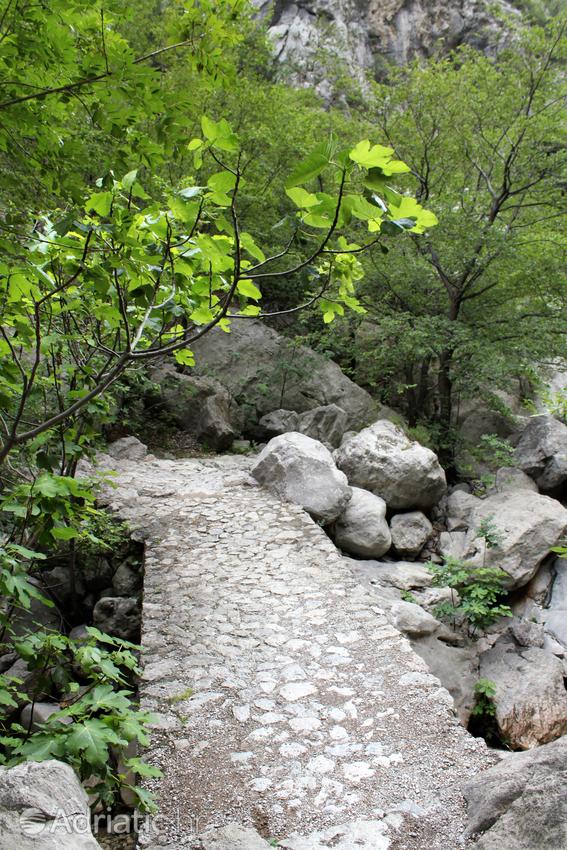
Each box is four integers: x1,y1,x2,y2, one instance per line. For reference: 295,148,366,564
208,172,236,193
238,305,261,317
174,348,196,366
51,526,80,541
285,187,320,208
122,170,138,191
68,719,126,768
237,279,261,300
201,115,218,141
177,186,203,199
190,305,215,325
285,148,329,189
86,192,113,217
125,757,163,779
239,232,265,262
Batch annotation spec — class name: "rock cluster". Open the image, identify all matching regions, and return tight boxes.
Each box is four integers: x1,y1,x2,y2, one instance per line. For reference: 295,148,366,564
250,411,567,758
250,422,444,562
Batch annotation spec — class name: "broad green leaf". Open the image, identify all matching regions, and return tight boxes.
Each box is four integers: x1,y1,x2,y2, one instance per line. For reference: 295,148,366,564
67,719,124,767
238,305,261,316
174,348,196,366
239,232,265,262
122,170,138,191
349,140,394,168
51,526,80,541
237,279,261,300
86,192,113,217
208,172,237,193
190,305,215,324
201,115,218,141
285,187,319,208
285,148,329,189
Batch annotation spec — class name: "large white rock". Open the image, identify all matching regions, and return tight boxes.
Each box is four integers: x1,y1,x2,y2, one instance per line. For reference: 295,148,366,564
106,436,147,462
479,639,567,749
465,491,567,589
251,432,351,523
191,319,382,430
149,364,237,451
334,420,446,510
464,736,567,850
390,511,433,558
0,760,102,849
390,600,441,637
514,414,567,492
333,487,391,557
259,404,348,448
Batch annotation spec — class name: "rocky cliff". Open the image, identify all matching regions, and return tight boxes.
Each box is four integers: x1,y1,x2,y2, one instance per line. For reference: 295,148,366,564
254,0,519,88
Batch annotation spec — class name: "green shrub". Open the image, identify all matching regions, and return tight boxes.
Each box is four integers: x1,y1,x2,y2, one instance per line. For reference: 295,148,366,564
428,555,512,636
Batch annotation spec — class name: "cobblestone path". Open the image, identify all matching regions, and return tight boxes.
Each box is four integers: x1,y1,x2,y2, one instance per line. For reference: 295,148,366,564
100,452,493,850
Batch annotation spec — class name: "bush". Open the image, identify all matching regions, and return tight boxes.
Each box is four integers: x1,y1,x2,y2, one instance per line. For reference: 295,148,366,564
429,556,513,636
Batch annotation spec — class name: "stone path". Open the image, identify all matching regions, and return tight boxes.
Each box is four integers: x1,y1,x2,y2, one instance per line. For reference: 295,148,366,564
99,451,494,850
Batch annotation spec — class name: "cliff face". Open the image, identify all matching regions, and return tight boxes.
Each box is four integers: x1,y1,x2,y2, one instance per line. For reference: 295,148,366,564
254,0,518,87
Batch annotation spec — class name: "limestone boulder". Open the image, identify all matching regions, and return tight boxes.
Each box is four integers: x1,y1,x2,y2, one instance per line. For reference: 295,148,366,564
493,467,538,494
333,487,391,558
479,639,567,749
295,404,349,448
390,511,433,558
20,702,69,733
257,409,299,439
0,759,102,849
465,491,567,589
111,560,142,597
352,560,434,591
259,404,348,449
149,364,236,451
411,635,479,724
106,436,147,462
446,490,481,530
514,414,567,492
191,319,382,430
464,736,567,850
334,420,447,510
92,596,141,642
251,433,351,523
390,601,442,637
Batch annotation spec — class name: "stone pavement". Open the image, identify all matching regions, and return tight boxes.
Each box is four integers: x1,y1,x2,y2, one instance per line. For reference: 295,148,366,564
98,452,494,850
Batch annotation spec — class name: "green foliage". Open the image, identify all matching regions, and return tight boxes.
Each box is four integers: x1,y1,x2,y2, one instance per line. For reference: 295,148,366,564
0,543,50,634
80,512,131,557
315,22,567,456
0,119,435,467
0,498,154,811
429,556,512,635
0,626,160,812
400,589,417,603
1,473,100,547
471,678,497,718
525,384,567,423
475,516,504,550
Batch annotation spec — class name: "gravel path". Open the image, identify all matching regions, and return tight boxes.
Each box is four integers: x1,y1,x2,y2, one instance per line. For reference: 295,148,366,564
99,452,494,850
